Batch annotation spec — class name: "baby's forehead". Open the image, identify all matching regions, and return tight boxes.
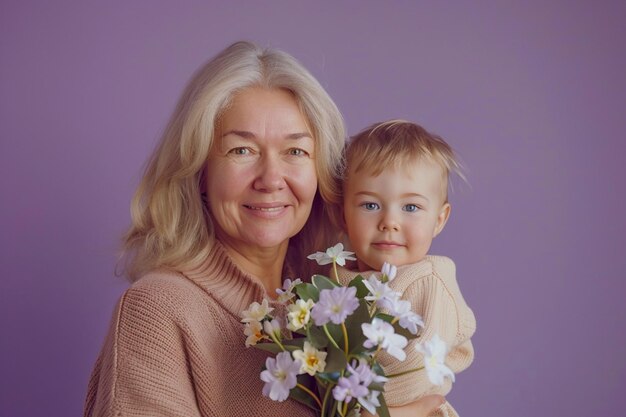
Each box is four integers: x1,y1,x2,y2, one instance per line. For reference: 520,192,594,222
348,154,447,179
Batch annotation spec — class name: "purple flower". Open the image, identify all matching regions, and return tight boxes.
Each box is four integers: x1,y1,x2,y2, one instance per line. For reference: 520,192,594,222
332,374,369,403
311,286,359,325
333,359,388,414
260,351,301,402
347,359,388,387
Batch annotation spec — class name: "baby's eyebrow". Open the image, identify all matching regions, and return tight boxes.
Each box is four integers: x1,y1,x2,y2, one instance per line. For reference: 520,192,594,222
401,193,429,201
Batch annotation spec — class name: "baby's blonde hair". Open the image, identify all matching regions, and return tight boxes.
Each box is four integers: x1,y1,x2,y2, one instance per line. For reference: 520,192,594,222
120,41,346,281
343,119,464,202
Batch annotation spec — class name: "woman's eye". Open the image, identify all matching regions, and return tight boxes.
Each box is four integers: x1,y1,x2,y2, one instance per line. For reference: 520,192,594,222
288,148,309,157
361,202,380,211
229,147,250,155
403,204,420,212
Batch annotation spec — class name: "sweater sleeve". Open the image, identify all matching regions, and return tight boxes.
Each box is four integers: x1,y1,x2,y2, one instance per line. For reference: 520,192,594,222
84,284,202,417
379,257,475,411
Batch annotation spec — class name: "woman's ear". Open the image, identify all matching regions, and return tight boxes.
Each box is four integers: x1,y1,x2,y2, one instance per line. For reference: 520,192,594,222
432,202,451,238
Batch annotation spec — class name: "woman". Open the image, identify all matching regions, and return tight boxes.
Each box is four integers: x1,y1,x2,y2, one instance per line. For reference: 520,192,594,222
85,41,444,417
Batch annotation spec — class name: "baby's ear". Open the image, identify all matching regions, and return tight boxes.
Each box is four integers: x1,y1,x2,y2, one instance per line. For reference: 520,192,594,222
433,202,451,238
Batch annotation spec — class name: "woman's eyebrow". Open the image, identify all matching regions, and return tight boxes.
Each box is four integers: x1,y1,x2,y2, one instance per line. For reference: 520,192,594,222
221,130,312,140
221,130,255,139
286,132,313,140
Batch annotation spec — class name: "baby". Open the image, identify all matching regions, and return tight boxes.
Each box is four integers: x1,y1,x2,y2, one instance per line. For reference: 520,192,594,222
335,120,476,417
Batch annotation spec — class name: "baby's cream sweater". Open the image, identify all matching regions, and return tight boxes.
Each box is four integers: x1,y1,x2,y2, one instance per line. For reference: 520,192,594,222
337,256,476,417
84,242,315,417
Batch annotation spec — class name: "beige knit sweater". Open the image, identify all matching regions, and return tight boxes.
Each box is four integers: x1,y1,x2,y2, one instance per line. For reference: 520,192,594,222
84,241,315,417
337,256,476,417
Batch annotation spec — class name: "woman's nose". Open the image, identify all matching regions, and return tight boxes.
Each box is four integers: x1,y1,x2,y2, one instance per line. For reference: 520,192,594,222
253,155,286,192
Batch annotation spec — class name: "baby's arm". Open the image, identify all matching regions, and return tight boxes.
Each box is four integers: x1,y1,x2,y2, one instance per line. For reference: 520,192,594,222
380,256,475,409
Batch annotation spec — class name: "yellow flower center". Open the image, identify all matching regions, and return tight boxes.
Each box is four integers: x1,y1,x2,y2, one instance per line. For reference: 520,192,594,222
306,355,319,367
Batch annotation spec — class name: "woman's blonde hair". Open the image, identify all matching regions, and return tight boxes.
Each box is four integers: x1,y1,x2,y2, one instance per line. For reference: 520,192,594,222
121,41,346,281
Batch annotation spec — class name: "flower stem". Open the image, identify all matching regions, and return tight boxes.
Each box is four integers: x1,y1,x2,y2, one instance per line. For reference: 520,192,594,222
296,383,323,410
332,260,339,282
341,322,349,355
321,384,333,417
269,333,286,352
323,324,341,350
386,366,425,378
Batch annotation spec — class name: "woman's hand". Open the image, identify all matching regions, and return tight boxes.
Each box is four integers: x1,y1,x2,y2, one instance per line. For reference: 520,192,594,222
362,395,445,417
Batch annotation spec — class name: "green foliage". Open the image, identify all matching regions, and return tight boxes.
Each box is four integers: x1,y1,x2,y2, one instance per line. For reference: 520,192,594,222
345,300,370,355
348,274,370,299
296,282,320,302
312,274,340,290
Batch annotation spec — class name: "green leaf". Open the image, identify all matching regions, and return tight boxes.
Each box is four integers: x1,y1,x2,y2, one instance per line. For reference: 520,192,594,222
377,393,391,417
283,338,306,349
324,344,347,373
375,313,394,323
289,376,321,412
316,371,340,384
345,300,370,355
325,323,344,350
312,274,339,291
348,274,370,299
307,324,329,349
252,343,298,354
296,283,320,302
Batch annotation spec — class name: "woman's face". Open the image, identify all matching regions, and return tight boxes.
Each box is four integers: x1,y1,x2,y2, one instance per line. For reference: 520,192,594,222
205,87,317,254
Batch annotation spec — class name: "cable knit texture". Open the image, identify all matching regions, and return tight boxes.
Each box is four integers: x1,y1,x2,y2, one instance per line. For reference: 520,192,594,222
84,241,315,417
336,256,476,417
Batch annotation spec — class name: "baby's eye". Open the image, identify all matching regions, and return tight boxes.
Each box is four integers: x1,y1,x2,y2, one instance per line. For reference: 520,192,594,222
361,202,380,211
403,204,420,212
287,148,309,157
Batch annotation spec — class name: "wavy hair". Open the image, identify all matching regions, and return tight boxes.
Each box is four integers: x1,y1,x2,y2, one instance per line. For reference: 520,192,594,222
121,41,346,281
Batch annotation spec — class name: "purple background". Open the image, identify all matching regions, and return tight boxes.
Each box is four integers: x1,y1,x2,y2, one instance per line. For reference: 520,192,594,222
2,1,625,416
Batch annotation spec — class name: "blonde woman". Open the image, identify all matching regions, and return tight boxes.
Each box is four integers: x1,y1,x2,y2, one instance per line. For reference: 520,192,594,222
84,41,444,417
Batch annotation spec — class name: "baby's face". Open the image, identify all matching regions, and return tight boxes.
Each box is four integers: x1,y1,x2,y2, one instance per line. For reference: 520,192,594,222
343,158,450,272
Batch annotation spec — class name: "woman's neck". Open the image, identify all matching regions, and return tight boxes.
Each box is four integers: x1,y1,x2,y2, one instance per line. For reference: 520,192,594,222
216,237,287,298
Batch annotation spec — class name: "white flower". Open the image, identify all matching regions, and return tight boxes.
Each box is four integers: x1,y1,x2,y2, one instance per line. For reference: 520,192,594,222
307,243,356,266
292,341,327,376
359,389,382,415
415,334,456,386
244,320,264,347
260,351,301,402
363,274,400,310
311,286,360,325
381,262,397,282
263,318,282,339
241,299,274,323
388,299,424,335
287,299,315,331
362,318,408,361
276,278,302,303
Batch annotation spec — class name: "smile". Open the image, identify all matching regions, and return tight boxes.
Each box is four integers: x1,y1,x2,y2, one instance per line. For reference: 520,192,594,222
244,205,286,212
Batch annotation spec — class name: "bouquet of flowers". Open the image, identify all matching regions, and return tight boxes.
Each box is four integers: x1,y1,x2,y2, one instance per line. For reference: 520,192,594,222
241,244,455,417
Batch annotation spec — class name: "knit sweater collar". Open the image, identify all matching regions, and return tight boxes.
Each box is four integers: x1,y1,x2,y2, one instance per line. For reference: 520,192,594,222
181,240,283,320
